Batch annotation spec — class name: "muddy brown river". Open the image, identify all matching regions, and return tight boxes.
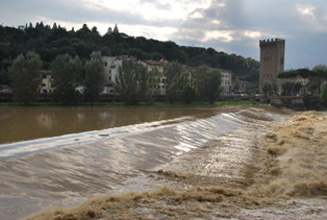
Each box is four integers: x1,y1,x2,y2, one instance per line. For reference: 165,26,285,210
0,106,221,145
1,106,326,220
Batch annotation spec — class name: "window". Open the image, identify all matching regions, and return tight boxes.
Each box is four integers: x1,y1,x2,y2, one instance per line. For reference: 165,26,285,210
41,83,46,87
109,70,112,74
104,62,107,67
42,74,47,79
108,77,112,80
281,58,284,65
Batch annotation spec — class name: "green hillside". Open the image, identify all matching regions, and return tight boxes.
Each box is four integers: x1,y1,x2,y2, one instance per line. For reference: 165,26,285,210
0,22,259,89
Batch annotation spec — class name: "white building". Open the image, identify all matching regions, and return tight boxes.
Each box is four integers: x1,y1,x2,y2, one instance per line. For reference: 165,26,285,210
101,56,122,95
100,57,232,98
220,70,232,95
39,70,53,94
232,76,249,94
139,60,167,96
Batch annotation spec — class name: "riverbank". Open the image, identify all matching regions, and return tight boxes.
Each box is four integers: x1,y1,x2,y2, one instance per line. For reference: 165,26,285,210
26,111,327,220
0,100,259,107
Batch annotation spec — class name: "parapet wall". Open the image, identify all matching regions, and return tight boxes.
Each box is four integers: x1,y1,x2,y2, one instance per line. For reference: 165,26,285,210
260,38,285,47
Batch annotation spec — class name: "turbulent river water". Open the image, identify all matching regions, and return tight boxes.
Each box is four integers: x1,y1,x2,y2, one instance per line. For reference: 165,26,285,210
1,106,326,220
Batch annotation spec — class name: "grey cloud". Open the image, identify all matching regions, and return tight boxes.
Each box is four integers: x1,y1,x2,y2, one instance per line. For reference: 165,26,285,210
170,0,246,39
170,0,327,68
205,0,246,28
1,0,327,69
0,0,177,28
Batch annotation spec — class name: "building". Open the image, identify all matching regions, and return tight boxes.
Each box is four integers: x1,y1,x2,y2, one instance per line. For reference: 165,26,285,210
183,66,233,97
102,57,168,96
232,76,249,94
220,70,232,95
139,59,167,96
39,70,53,94
259,38,285,94
101,57,232,98
101,56,122,95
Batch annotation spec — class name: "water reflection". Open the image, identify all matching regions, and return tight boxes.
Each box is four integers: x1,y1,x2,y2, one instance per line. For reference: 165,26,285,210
0,106,219,144
37,114,54,129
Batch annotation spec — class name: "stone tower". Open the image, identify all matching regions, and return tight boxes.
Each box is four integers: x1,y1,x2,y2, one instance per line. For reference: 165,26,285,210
259,38,285,94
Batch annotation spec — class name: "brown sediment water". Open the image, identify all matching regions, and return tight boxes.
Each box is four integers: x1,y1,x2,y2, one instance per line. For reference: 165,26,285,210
3,107,327,219
0,106,223,145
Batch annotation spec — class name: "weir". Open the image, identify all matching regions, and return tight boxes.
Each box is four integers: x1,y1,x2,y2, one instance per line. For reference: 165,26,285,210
0,107,284,219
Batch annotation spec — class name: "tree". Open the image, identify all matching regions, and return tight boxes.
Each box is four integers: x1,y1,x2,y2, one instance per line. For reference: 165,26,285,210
52,22,58,30
147,67,161,101
190,66,222,103
84,51,104,104
278,68,315,96
312,65,327,94
191,65,209,99
262,83,272,99
113,24,119,34
164,62,187,103
271,83,279,95
115,57,150,104
278,68,323,109
182,85,196,104
312,64,327,74
279,67,327,96
203,69,222,103
278,68,314,79
9,51,42,105
281,81,301,96
51,54,82,105
320,82,327,107
0,68,9,86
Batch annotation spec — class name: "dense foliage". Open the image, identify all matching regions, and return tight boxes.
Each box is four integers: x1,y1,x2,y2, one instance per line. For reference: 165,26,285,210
164,62,223,104
115,57,151,104
203,69,222,103
114,58,223,104
281,82,301,96
164,62,188,103
320,83,327,106
278,68,327,96
84,51,104,103
0,22,259,87
9,51,42,104
50,54,83,105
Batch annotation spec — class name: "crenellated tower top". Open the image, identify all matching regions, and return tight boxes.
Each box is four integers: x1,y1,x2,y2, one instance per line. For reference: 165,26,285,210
260,38,285,47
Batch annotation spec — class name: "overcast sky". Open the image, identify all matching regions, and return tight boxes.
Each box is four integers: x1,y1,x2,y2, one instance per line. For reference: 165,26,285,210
1,0,327,69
